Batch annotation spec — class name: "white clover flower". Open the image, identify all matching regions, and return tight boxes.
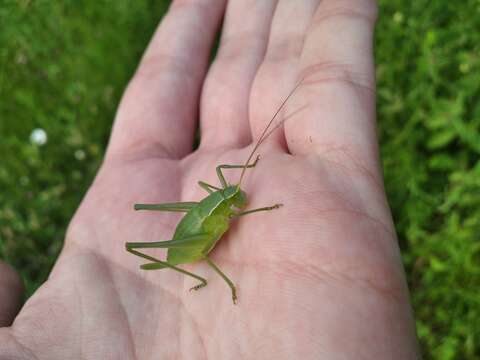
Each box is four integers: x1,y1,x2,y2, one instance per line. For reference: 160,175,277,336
393,12,404,24
74,149,86,160
30,128,48,146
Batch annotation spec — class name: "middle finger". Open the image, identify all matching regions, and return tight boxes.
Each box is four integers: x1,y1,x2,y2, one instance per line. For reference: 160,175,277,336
250,0,320,150
200,0,278,150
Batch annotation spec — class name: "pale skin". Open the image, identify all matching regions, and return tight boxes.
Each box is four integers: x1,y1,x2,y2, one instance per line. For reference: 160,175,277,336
0,0,420,359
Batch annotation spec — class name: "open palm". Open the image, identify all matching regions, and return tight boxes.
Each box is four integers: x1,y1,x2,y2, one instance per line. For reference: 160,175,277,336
0,1,419,359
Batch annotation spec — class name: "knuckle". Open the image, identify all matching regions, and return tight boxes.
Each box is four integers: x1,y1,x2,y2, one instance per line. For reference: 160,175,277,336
301,61,375,93
264,33,305,63
217,31,264,61
170,0,213,11
107,139,177,163
314,0,378,25
133,53,197,85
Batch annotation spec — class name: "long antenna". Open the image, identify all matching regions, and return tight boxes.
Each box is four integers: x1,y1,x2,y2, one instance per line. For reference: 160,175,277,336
256,103,308,151
237,78,305,187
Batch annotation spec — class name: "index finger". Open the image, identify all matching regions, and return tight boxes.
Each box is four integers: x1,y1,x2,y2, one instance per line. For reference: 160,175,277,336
107,0,226,161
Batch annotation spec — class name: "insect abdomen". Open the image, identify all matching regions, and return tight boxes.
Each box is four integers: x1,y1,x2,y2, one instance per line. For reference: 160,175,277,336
167,191,230,264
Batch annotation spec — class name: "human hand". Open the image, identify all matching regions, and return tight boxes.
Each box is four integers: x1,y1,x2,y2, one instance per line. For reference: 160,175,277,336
0,0,420,358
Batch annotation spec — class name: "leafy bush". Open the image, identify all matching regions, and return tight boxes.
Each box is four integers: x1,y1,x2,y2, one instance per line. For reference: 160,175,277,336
0,0,169,293
0,1,478,358
377,1,480,358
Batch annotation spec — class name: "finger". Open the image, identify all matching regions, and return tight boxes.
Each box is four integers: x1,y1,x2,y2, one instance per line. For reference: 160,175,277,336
285,0,379,170
200,0,278,150
249,0,320,150
107,0,226,160
0,262,23,327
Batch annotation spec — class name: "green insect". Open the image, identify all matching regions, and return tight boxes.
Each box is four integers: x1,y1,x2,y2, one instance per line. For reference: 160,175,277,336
125,81,304,304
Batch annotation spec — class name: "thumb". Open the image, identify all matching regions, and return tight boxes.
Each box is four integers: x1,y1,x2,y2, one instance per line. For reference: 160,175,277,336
0,261,24,327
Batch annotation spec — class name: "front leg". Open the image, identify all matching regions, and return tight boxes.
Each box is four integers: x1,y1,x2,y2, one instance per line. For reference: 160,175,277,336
230,204,283,218
216,155,260,188
198,181,221,194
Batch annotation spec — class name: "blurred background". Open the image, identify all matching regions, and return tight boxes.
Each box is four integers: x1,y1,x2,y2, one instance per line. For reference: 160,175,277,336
0,1,479,358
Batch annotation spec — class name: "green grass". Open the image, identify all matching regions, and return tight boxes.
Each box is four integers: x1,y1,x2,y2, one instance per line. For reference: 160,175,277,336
376,2,480,358
0,1,479,359
0,0,169,293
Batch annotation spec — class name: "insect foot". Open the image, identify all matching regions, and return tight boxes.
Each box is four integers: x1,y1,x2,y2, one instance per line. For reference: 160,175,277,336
189,282,207,292
252,154,261,166
271,204,283,209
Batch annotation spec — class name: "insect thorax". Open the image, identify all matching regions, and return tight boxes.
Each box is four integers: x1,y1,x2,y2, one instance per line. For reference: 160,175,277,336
223,185,247,209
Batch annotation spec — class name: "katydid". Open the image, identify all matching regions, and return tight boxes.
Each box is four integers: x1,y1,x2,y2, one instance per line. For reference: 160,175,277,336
125,80,304,304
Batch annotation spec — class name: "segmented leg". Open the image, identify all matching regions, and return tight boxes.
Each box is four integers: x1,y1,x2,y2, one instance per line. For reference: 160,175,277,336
134,202,198,212
126,247,207,291
198,181,221,194
204,256,237,304
126,234,206,249
216,155,260,188
231,204,283,218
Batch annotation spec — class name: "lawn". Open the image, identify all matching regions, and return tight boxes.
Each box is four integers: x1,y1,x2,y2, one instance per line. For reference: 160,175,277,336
1,1,479,359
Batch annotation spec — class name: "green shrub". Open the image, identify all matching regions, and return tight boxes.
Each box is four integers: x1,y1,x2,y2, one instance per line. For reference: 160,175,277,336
0,0,169,293
377,1,480,358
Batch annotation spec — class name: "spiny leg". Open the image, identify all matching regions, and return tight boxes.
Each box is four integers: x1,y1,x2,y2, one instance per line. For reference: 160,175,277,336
134,201,198,212
126,234,206,249
126,245,207,291
204,256,237,304
216,155,260,188
198,181,221,194
231,204,283,218
140,261,207,292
